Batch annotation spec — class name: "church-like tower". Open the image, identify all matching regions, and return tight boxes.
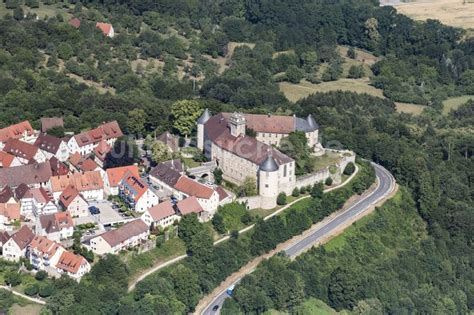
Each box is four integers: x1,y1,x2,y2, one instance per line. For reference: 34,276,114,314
196,108,211,150
258,154,279,209
228,112,246,137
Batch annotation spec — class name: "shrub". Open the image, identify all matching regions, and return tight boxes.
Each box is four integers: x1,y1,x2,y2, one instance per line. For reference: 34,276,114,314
299,186,306,194
39,283,54,298
24,284,39,296
4,271,21,286
277,192,287,205
325,177,333,186
292,187,300,197
343,162,356,175
35,270,48,281
311,183,324,199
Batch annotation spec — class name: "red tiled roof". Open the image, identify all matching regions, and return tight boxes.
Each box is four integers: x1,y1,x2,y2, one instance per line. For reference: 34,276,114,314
73,121,122,147
204,113,293,166
93,140,111,162
29,236,62,257
0,203,20,221
98,219,148,247
39,212,74,234
0,162,52,187
50,171,103,193
176,197,203,216
216,186,230,202
174,176,214,199
96,22,113,36
0,186,14,203
3,139,39,162
34,133,63,154
59,185,82,208
30,187,53,204
49,157,69,176
121,172,148,202
56,250,86,274
106,165,139,187
40,117,64,132
0,151,16,168
10,225,34,249
147,201,175,222
0,121,34,143
68,18,81,29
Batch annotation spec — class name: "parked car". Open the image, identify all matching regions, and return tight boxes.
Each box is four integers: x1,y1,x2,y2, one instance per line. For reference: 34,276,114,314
89,206,100,215
112,204,120,209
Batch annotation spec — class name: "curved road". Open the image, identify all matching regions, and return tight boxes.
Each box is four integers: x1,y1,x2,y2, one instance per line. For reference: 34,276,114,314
202,163,395,315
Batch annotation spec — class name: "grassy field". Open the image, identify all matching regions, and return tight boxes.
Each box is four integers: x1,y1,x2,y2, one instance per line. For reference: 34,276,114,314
10,304,43,315
0,2,72,19
264,298,339,315
395,102,427,115
123,238,186,278
390,0,474,30
442,95,474,114
279,79,385,102
313,151,342,171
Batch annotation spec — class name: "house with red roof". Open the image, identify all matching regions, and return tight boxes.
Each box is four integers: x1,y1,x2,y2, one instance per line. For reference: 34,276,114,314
0,121,37,146
0,202,20,229
149,161,223,217
3,139,47,164
58,186,88,218
67,152,100,173
55,250,91,280
0,151,21,168
119,172,159,212
89,219,149,255
2,225,34,261
68,18,81,29
15,185,57,219
176,196,206,220
96,22,115,38
104,165,139,196
93,140,111,167
67,121,122,156
36,212,74,242
141,200,179,228
49,171,104,201
27,235,90,280
34,133,70,162
28,235,65,271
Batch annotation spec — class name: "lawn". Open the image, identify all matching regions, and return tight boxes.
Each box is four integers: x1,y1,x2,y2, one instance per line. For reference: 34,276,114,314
442,95,474,115
312,151,342,171
279,79,385,102
395,102,427,116
123,238,186,278
390,0,474,30
0,3,72,19
264,298,338,315
10,303,43,315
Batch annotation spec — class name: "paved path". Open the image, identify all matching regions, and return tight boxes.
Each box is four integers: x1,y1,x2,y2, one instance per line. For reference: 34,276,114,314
201,163,396,315
0,285,46,305
128,165,360,291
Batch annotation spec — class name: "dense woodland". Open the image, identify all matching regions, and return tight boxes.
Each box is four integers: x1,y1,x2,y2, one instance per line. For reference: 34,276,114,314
0,0,472,314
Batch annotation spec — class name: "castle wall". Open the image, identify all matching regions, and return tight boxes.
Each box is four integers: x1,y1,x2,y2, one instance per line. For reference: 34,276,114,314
211,143,259,186
236,196,262,210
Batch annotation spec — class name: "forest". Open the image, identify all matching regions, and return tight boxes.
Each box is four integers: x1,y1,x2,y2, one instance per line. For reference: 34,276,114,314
0,0,472,314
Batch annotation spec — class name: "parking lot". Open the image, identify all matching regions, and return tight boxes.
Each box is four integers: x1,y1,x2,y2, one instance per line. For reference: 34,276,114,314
73,200,134,227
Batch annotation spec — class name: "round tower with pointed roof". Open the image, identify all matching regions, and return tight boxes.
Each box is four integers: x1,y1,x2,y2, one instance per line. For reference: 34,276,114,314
197,109,211,151
258,153,279,209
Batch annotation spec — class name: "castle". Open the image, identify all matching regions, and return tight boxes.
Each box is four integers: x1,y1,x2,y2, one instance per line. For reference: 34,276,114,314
197,110,328,209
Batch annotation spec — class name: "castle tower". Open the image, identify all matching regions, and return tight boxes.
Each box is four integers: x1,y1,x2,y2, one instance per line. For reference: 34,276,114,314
229,112,246,137
258,154,279,209
197,108,211,150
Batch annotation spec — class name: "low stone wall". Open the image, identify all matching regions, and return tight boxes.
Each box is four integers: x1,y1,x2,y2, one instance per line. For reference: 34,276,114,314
296,150,356,189
296,168,330,189
236,196,262,210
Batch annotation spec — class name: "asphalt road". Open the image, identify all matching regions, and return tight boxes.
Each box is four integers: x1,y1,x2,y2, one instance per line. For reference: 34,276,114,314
202,162,395,315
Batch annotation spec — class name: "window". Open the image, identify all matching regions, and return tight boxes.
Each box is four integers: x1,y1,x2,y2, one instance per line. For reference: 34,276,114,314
284,165,287,177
